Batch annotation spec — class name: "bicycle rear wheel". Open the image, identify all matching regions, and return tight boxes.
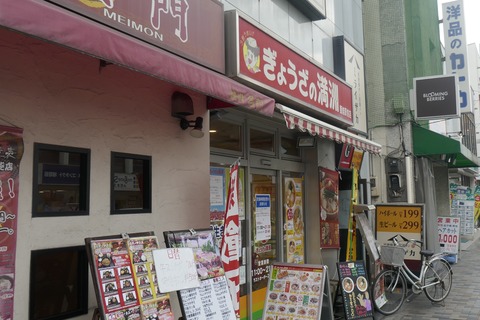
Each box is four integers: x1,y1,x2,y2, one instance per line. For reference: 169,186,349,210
373,269,406,315
423,258,453,302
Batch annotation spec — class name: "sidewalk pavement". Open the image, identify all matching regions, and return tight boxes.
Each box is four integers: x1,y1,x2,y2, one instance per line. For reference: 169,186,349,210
373,229,480,320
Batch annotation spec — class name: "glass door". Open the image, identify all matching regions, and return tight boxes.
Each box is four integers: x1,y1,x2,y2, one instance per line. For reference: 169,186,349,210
249,170,277,319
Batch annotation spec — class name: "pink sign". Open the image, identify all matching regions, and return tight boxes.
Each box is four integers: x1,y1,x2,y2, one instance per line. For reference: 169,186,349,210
236,16,353,125
0,126,23,319
48,0,225,72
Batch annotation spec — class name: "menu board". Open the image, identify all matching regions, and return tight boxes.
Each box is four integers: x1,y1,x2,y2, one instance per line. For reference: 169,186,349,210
375,204,424,262
180,276,235,320
164,229,236,320
263,263,333,320
337,261,372,320
85,232,175,320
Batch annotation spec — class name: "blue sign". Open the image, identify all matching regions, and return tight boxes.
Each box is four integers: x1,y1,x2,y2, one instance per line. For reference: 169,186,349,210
256,194,271,208
41,164,80,185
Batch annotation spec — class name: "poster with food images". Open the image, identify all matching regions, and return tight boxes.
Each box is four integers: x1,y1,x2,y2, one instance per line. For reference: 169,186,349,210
90,236,174,320
337,261,372,320
91,239,140,314
284,177,305,264
319,167,340,248
127,235,174,317
263,263,330,320
164,229,236,320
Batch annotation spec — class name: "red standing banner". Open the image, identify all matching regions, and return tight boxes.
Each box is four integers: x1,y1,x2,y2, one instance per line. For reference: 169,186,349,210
319,167,340,248
221,162,240,318
0,126,23,319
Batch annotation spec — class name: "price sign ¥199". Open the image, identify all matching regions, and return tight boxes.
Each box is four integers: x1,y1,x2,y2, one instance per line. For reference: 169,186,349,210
375,204,424,262
376,205,422,232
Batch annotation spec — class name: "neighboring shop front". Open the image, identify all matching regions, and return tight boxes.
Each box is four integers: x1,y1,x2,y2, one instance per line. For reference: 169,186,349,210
209,11,381,319
0,2,275,319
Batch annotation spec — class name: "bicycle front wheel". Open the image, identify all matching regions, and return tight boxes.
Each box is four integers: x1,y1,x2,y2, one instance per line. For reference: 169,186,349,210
373,269,407,315
423,258,453,302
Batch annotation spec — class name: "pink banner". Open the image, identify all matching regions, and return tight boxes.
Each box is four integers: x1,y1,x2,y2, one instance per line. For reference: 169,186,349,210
0,126,23,319
0,2,275,117
221,162,240,318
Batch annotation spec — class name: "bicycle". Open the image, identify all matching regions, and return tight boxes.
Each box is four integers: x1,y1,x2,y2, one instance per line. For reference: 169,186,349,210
372,234,453,315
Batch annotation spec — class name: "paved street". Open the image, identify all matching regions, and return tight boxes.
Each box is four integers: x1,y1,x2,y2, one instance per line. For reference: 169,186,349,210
373,233,480,320
332,232,480,320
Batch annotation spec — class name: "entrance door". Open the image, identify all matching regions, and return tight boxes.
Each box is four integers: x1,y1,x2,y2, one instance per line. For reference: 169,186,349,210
249,170,277,320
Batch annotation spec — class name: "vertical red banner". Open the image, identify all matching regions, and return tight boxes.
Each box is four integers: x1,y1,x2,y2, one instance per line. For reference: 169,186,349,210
0,126,23,319
319,167,340,248
338,144,354,170
221,162,240,318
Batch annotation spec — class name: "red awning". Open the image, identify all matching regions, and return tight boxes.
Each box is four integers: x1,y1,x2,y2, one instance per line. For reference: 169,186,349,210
277,105,381,154
0,1,275,116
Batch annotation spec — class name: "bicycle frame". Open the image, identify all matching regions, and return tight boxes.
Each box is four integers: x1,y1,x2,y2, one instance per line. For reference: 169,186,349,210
391,239,450,291
374,235,453,315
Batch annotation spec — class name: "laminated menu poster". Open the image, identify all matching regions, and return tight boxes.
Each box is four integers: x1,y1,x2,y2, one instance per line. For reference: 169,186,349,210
87,233,174,320
127,236,175,319
263,263,333,320
164,229,236,320
337,261,372,320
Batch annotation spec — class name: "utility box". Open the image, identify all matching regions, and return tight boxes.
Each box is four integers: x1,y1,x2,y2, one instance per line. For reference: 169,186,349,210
385,157,407,202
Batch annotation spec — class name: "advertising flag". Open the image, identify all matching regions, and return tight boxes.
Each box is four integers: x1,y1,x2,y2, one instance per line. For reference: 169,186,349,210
221,162,240,318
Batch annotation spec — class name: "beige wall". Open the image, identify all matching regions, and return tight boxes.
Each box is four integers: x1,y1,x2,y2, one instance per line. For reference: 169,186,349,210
0,29,211,319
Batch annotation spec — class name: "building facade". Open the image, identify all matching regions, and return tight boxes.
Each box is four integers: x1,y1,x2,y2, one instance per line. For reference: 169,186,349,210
0,1,380,319
363,0,479,255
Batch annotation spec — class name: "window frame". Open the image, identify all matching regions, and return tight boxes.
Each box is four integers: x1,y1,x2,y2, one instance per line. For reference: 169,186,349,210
32,143,90,217
110,151,152,215
29,245,89,320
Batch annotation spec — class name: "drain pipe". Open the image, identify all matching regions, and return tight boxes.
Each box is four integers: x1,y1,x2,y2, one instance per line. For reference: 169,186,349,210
405,154,415,203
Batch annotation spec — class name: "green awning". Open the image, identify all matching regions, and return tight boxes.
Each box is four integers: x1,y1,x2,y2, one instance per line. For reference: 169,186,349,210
412,125,480,168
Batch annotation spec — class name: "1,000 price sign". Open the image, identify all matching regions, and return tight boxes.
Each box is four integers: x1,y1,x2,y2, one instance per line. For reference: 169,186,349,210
376,206,422,232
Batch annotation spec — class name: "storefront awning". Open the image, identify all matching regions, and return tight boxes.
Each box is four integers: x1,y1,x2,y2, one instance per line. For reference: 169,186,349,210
0,1,275,116
412,125,480,168
277,104,382,154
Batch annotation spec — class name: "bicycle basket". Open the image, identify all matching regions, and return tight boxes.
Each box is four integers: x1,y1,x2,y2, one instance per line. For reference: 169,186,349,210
380,245,405,266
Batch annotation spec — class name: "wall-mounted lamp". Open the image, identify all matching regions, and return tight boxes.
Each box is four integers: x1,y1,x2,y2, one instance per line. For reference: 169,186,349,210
171,91,204,138
180,117,204,138
297,135,316,147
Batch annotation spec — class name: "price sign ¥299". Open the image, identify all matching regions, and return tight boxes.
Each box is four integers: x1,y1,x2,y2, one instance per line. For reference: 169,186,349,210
376,205,422,232
375,204,424,262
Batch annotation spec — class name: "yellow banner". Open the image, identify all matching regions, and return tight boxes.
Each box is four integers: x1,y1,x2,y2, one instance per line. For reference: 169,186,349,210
346,168,358,261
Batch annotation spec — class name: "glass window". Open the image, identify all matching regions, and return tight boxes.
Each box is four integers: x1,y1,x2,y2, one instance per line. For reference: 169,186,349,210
32,143,90,217
250,128,275,153
251,173,277,292
281,136,301,157
210,117,243,152
30,246,88,320
111,152,151,214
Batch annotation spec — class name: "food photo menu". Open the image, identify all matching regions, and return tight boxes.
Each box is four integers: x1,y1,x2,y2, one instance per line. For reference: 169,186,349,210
91,238,141,317
263,263,330,320
87,233,174,320
337,261,372,320
164,229,236,320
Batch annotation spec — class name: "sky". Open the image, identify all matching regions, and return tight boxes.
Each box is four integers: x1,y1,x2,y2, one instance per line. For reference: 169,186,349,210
438,0,480,48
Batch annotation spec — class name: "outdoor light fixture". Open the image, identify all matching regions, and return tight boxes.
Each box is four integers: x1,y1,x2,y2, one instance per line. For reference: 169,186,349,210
180,117,204,138
171,91,204,138
297,135,315,147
